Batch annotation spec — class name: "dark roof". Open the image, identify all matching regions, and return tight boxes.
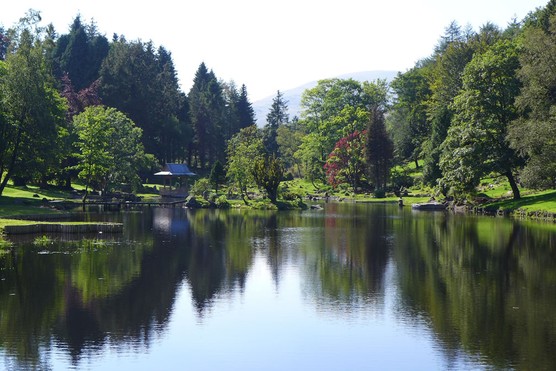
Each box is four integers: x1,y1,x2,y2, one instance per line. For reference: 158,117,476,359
154,163,196,176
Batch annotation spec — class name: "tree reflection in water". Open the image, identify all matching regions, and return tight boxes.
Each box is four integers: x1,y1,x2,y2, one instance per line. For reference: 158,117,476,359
0,205,555,369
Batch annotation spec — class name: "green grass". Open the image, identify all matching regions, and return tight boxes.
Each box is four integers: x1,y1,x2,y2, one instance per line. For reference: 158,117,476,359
485,190,556,213
0,185,77,218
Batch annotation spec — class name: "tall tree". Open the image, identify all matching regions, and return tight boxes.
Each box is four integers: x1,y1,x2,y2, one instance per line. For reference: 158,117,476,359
236,84,256,129
0,16,66,194
188,62,226,168
52,15,109,91
99,39,184,164
422,22,476,186
366,107,393,191
389,60,433,167
509,12,556,189
264,90,289,155
439,39,523,199
226,125,264,204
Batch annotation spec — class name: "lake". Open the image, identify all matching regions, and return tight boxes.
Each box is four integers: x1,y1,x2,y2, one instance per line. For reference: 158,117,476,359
1,203,555,370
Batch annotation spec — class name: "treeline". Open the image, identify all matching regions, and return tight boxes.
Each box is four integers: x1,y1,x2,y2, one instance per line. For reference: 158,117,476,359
387,1,556,199
2,2,556,201
0,11,256,195
286,0,556,200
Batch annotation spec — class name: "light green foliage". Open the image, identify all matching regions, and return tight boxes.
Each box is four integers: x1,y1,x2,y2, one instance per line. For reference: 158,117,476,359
276,121,303,175
226,125,265,200
73,106,150,194
296,78,389,181
252,155,284,204
439,39,522,199
190,178,211,198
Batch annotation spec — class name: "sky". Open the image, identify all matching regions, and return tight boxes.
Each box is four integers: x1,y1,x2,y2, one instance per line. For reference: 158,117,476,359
1,0,549,101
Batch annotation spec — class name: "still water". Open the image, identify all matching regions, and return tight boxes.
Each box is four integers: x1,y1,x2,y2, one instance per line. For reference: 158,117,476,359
1,203,555,370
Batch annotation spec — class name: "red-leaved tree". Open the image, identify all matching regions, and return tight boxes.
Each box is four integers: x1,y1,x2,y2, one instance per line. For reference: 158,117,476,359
324,130,367,192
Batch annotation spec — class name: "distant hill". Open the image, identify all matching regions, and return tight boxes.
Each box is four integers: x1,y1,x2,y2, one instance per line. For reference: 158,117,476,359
252,70,399,126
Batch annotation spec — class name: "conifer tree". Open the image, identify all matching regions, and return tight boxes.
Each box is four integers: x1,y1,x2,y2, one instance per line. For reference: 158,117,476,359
366,107,393,192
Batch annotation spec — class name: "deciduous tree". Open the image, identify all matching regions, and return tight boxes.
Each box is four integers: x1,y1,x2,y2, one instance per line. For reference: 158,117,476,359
324,130,367,192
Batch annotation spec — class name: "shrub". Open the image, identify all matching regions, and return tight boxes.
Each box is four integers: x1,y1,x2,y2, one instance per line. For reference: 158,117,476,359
215,195,231,209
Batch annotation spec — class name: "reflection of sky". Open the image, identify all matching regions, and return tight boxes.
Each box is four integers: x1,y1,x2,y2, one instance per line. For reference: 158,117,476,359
49,252,483,370
152,209,189,236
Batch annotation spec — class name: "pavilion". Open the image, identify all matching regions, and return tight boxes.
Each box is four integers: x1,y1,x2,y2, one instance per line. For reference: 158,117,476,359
154,163,196,198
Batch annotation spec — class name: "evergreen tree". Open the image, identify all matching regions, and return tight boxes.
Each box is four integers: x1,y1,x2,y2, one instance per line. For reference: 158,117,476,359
209,160,226,193
99,39,183,164
52,15,109,91
237,84,256,129
366,107,393,191
188,63,226,169
264,90,289,155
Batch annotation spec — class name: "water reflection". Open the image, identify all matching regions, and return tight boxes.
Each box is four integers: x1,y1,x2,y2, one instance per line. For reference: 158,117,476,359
0,205,555,369
394,213,556,369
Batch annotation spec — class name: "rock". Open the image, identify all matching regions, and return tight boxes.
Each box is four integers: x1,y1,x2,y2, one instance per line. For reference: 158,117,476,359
185,196,203,209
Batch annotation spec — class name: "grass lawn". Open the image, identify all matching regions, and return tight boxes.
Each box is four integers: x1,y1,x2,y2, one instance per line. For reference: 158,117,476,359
485,190,556,214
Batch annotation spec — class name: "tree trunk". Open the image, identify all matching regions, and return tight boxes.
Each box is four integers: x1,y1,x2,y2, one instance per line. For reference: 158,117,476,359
505,171,521,200
0,128,23,196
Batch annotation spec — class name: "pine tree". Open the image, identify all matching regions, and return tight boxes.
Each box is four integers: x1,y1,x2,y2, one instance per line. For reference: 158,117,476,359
366,107,393,192
237,84,256,129
264,90,288,155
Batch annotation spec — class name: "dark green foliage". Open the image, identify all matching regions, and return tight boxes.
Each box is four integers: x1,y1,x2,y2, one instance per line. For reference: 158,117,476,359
389,61,433,166
237,84,256,129
209,160,226,193
264,90,289,155
366,108,393,190
509,12,556,189
188,63,227,169
99,39,185,164
52,16,109,91
439,39,523,199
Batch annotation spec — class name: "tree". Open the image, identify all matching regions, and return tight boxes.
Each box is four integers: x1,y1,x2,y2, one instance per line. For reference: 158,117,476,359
389,60,433,167
439,39,523,199
252,155,284,204
52,15,109,91
422,22,477,186
73,106,151,197
509,12,556,189
99,39,184,164
297,78,389,181
366,107,393,191
324,130,367,192
209,160,226,193
237,84,256,129
226,125,264,204
276,118,303,176
0,17,66,195
188,62,226,168
264,90,289,155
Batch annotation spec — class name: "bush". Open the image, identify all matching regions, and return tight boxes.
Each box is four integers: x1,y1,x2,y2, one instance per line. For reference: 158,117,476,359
191,178,211,198
215,195,231,209
373,188,386,198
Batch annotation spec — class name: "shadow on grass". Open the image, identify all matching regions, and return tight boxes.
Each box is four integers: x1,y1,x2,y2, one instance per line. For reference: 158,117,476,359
486,190,556,213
